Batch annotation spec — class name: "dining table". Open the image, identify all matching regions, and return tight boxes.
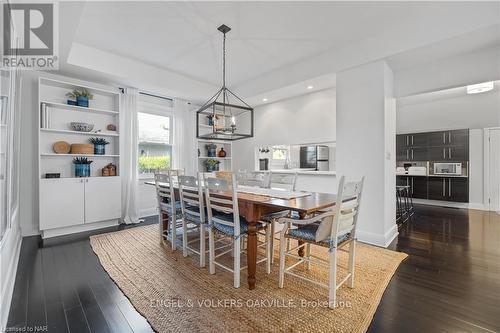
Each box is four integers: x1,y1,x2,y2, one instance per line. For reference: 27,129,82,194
146,180,343,290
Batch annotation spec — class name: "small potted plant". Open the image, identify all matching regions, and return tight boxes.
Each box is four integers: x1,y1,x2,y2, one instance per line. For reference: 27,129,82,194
73,157,93,177
206,143,217,157
89,137,110,155
66,89,94,107
205,159,220,172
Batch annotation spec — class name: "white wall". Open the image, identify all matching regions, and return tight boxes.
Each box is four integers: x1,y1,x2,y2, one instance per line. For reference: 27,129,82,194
394,46,500,97
233,89,336,170
232,88,337,193
336,60,397,247
397,89,500,208
397,90,500,133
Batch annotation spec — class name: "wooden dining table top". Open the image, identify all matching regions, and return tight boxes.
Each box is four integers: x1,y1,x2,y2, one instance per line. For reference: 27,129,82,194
145,181,342,214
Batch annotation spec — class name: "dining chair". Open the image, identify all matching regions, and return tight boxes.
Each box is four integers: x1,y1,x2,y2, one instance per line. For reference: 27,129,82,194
178,173,208,267
277,175,364,309
261,171,298,263
205,172,272,288
237,170,269,188
154,169,184,251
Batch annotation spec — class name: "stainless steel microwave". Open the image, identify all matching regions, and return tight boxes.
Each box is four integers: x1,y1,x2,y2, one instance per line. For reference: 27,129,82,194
433,162,462,175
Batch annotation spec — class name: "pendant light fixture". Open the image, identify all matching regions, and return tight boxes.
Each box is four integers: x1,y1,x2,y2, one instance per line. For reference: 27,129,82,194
196,24,254,141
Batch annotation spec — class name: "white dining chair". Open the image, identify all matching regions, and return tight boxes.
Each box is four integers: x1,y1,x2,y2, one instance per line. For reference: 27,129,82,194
237,170,269,188
154,169,184,251
205,172,272,288
178,173,208,267
277,175,364,309
261,171,298,263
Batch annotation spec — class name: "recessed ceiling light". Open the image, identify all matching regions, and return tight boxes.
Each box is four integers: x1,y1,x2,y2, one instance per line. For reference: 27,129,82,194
307,85,314,90
467,82,494,94
262,98,268,102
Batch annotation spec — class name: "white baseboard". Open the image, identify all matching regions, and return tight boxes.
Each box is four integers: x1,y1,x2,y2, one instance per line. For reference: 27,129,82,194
357,224,398,248
20,227,40,237
139,208,158,218
0,227,22,329
41,219,119,239
413,199,488,211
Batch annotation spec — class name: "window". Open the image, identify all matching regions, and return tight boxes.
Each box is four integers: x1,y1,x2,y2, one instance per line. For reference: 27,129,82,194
271,145,289,169
138,96,173,176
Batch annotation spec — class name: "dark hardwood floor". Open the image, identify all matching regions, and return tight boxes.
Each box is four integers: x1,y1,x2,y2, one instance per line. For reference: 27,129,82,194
6,206,500,333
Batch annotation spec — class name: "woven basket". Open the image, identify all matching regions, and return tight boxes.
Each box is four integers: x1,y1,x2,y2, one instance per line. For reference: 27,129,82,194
70,143,94,154
52,141,70,154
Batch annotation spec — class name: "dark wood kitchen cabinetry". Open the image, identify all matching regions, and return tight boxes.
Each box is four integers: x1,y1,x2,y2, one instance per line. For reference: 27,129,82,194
396,176,427,199
427,129,469,147
427,177,468,202
427,145,469,161
448,177,469,202
428,177,447,200
397,129,469,162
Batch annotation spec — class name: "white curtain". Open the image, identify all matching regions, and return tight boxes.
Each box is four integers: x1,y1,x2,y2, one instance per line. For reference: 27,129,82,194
121,88,141,224
172,99,196,175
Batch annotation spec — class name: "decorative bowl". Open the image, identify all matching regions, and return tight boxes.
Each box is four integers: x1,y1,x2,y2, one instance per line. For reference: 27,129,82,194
71,122,94,132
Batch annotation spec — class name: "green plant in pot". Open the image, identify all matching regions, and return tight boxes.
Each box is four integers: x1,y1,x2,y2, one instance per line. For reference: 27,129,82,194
206,143,217,157
66,89,94,107
205,158,220,172
73,157,93,177
89,137,110,155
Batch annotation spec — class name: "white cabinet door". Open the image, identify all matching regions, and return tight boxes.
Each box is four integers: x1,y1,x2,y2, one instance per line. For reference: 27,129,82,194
40,178,85,230
84,177,121,223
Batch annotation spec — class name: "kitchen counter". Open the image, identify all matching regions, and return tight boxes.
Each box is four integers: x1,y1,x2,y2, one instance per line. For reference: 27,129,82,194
255,169,336,176
397,173,468,178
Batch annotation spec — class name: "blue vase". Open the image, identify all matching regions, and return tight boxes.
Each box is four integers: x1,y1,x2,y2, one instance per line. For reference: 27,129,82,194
206,165,215,172
94,144,105,155
206,145,216,157
75,164,90,177
76,96,89,107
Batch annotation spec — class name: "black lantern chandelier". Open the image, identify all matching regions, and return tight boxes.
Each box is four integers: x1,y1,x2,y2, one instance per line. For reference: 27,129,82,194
196,24,254,141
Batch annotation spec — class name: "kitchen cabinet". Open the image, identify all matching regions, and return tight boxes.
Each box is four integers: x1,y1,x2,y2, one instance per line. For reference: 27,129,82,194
40,177,121,230
427,146,469,161
396,133,427,147
396,176,427,199
448,178,468,202
426,130,469,147
397,147,427,161
427,177,468,202
410,177,428,199
428,177,447,200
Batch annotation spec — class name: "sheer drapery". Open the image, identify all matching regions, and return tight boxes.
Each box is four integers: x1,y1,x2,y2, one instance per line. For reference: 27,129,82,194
120,88,141,224
172,99,196,175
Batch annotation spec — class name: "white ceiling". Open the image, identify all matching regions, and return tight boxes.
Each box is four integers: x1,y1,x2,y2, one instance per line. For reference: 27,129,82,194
57,1,500,102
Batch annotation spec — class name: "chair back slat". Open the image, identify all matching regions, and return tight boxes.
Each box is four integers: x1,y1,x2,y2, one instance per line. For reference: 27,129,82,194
267,172,297,191
237,171,268,188
204,173,242,235
314,176,364,245
331,177,364,241
178,174,205,223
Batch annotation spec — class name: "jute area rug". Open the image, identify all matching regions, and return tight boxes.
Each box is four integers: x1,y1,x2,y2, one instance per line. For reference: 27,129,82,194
90,225,407,333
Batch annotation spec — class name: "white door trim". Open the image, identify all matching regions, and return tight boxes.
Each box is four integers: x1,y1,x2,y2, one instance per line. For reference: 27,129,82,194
484,127,500,212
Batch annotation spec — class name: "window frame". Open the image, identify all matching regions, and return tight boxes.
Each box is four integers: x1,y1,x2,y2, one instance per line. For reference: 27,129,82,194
137,100,174,179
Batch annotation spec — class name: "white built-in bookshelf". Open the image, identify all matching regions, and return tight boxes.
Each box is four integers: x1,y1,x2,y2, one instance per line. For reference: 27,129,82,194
38,77,121,237
38,77,120,178
196,119,233,172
